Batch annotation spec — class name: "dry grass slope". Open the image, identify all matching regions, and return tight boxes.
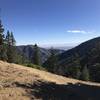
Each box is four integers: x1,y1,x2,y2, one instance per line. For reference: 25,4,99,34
0,60,100,100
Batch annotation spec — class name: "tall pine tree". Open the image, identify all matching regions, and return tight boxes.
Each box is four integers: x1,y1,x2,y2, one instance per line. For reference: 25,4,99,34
33,44,40,65
11,32,16,46
0,20,4,45
0,20,7,61
6,31,16,63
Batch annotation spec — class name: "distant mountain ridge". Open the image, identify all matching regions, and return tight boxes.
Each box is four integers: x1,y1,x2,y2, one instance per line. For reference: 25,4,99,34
16,45,64,64
58,37,100,63
43,46,74,50
53,46,74,50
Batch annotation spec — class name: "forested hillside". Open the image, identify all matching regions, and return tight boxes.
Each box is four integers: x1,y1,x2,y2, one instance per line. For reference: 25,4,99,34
43,37,100,82
16,45,64,64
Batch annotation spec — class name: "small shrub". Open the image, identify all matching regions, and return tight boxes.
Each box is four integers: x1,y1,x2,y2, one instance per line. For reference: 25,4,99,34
24,63,46,70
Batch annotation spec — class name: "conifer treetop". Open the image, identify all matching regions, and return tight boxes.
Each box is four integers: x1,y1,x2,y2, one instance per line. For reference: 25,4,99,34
0,20,4,34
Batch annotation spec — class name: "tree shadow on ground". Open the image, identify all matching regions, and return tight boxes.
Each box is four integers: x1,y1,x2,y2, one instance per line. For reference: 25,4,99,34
14,81,100,100
32,82,100,100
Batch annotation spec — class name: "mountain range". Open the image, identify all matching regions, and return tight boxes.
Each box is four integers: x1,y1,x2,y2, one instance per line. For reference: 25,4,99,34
16,45,64,64
43,37,100,82
16,37,100,82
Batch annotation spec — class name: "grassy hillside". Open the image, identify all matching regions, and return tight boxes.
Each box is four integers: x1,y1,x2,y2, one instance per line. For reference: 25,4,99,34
0,61,100,100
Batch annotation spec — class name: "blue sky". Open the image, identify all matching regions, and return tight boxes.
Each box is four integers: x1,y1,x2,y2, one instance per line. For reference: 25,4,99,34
0,0,100,46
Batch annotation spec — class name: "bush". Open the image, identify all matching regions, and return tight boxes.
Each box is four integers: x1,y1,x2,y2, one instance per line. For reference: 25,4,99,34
24,63,46,70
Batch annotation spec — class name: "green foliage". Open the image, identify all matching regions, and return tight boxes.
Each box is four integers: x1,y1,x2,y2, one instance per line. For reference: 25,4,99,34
6,31,17,63
7,46,16,63
0,21,17,62
10,32,16,46
24,63,45,70
0,20,4,45
43,48,58,73
80,66,90,81
51,37,100,82
6,31,16,46
0,45,8,61
66,66,81,79
0,20,7,61
33,44,41,65
89,63,100,82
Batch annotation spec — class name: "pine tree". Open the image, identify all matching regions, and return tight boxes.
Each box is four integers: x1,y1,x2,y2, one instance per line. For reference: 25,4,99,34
0,20,4,45
0,20,7,61
6,31,16,46
11,32,16,46
33,44,40,65
6,31,16,63
0,44,8,61
43,48,58,73
5,31,11,45
80,66,90,81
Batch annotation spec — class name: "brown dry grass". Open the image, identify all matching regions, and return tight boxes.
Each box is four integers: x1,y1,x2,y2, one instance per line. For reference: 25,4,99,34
0,60,100,100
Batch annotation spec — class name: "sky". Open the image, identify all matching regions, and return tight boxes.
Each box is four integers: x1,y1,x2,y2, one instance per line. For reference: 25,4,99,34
0,0,100,46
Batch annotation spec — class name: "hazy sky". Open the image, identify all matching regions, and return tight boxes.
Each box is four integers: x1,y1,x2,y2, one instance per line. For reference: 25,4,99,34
0,0,100,46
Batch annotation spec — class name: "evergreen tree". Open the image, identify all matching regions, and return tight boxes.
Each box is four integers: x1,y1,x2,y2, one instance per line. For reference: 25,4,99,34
0,20,7,61
0,20,4,45
33,44,40,65
89,63,100,82
5,31,11,45
66,66,81,79
80,65,90,81
43,48,58,73
6,31,16,63
6,31,16,46
11,32,16,46
0,44,8,61
63,53,81,79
